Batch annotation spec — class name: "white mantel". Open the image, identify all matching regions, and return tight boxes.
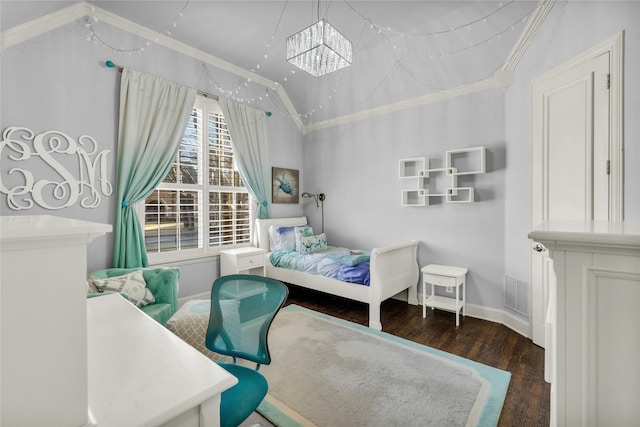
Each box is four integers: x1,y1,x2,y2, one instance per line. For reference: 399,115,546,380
529,220,640,427
1,215,111,426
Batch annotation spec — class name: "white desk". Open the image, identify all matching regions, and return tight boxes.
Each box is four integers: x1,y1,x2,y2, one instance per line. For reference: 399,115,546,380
87,294,237,427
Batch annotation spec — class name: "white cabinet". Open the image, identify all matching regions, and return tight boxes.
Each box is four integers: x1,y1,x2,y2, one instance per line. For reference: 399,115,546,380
529,221,640,427
399,146,485,206
0,215,111,427
220,247,266,276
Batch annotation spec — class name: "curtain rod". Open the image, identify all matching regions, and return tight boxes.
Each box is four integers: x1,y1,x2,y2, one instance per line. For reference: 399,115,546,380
105,60,272,116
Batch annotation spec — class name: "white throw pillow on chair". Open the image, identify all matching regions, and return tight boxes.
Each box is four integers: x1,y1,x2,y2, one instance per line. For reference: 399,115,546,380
88,270,155,308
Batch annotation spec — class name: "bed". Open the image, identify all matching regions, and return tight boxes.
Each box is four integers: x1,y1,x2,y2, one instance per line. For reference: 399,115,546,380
255,216,420,330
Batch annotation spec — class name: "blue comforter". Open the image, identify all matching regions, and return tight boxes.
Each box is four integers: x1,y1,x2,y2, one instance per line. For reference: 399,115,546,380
270,246,370,286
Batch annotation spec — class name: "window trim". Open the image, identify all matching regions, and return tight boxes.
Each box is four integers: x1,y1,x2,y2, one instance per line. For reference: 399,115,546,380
137,95,255,264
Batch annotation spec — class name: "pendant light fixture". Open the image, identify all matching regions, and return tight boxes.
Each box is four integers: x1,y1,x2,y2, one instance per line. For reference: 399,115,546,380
286,2,352,77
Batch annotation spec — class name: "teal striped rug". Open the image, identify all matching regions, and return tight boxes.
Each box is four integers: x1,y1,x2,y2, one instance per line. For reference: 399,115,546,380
258,305,510,427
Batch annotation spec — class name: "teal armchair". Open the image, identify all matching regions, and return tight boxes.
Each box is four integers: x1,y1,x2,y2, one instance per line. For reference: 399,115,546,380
88,267,180,326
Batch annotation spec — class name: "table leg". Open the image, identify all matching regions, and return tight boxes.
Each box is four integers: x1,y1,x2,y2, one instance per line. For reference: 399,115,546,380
422,279,426,318
462,278,466,317
455,283,460,327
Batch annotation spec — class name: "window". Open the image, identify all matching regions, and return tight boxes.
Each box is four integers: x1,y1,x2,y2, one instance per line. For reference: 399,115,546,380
141,96,252,262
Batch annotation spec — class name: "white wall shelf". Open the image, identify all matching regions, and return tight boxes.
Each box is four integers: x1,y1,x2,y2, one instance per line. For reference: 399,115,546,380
447,187,475,203
401,189,426,206
399,147,485,206
446,146,486,175
421,166,446,179
398,157,426,178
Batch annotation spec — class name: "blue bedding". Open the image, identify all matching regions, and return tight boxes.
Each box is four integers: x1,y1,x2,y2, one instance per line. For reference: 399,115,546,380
270,246,370,286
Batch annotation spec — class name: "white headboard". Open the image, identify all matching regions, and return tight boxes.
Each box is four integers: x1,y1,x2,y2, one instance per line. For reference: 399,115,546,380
255,216,307,251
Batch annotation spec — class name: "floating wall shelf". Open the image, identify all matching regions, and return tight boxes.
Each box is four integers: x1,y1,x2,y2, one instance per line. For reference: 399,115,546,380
399,147,485,206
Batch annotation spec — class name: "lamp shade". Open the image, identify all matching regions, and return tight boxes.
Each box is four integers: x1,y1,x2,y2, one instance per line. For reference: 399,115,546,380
286,19,352,77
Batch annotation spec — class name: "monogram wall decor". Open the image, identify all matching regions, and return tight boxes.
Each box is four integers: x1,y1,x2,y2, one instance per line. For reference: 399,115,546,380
0,126,112,210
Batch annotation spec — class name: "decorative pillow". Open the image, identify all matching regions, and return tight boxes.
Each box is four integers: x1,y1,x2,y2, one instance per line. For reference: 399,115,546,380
86,280,100,295
299,233,327,254
268,225,298,252
88,270,155,308
294,225,314,252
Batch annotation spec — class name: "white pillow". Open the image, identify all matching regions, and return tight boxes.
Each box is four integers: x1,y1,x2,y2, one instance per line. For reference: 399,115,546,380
268,225,298,252
89,270,155,308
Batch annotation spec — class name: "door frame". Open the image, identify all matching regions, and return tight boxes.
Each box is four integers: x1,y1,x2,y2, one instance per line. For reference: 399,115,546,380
529,31,625,345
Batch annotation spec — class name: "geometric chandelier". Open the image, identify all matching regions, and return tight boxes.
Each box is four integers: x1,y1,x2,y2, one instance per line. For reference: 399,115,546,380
286,19,352,77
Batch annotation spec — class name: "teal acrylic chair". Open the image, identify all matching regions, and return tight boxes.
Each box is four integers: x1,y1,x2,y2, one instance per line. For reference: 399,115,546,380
205,274,288,427
88,267,179,326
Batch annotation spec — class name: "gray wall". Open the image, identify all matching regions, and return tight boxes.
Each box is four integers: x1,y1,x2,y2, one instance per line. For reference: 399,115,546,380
303,89,507,312
302,0,640,316
0,19,303,296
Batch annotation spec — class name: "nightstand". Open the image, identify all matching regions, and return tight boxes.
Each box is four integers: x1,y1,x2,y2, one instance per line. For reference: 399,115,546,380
220,247,266,276
422,264,468,327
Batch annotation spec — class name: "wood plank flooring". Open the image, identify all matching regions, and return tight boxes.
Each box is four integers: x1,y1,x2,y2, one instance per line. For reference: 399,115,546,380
282,284,550,426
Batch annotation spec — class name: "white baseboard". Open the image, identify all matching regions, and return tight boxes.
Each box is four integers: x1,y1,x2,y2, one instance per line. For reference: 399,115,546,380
417,291,530,338
464,303,530,339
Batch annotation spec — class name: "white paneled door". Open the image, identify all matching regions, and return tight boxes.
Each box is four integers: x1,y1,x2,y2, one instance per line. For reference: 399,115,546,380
530,42,619,348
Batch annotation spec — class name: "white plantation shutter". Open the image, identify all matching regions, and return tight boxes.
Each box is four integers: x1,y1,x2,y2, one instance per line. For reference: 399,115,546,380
143,96,252,260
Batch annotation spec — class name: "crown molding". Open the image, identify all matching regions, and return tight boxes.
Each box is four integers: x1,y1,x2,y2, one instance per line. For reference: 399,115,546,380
1,1,554,136
0,1,304,132
301,0,554,135
0,2,89,53
303,76,500,134
502,0,556,72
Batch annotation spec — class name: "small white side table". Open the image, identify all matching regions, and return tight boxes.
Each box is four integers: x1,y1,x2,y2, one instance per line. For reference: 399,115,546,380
422,264,468,327
220,247,266,276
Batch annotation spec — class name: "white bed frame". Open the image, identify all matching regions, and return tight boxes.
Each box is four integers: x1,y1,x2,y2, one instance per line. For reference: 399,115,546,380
255,216,420,330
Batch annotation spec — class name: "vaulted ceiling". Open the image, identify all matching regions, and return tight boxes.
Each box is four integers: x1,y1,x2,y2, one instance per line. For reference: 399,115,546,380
1,1,551,130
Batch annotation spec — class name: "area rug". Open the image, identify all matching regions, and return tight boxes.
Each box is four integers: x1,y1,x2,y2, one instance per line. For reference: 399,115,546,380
257,305,510,427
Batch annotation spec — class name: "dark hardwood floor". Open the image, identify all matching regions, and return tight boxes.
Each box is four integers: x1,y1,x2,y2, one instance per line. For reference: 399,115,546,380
282,284,550,426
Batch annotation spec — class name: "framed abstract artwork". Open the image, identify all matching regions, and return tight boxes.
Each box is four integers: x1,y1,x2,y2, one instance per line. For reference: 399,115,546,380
272,167,299,204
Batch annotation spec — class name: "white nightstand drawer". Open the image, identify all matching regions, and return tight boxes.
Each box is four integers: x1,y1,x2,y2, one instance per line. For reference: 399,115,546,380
220,247,266,276
423,274,457,287
236,254,264,270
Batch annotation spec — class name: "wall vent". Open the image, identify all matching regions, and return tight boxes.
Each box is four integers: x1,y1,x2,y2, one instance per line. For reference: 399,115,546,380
504,275,528,317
